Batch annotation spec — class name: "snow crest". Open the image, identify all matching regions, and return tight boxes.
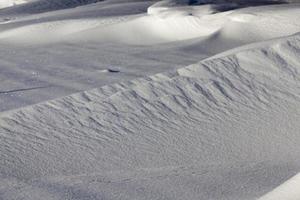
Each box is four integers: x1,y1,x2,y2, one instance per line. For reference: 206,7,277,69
1,33,300,199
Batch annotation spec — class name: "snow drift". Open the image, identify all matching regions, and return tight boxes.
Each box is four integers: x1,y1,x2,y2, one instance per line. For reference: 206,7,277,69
1,0,300,199
1,31,300,199
1,1,300,47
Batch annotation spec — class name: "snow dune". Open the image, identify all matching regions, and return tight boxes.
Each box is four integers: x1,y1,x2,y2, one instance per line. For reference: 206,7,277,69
1,30,300,199
0,0,300,47
1,0,300,199
0,0,299,112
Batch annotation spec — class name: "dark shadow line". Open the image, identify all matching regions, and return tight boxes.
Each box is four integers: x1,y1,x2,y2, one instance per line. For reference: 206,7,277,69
0,85,51,94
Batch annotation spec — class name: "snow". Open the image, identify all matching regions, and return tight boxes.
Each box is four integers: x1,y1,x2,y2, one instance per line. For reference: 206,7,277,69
0,0,300,199
259,173,300,200
0,0,30,9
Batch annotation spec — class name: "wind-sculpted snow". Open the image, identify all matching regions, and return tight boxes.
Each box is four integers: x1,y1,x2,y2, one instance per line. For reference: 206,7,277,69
1,33,300,199
2,1,300,46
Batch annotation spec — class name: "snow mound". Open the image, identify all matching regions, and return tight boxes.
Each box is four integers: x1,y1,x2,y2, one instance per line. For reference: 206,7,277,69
0,1,299,48
1,32,300,199
1,1,300,199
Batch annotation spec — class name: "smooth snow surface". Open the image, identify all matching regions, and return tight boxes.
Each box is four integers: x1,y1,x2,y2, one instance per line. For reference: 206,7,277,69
0,0,300,200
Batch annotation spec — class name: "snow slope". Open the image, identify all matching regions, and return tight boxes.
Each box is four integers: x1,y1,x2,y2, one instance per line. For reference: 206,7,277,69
1,30,300,200
1,0,300,199
1,1,300,45
0,1,300,112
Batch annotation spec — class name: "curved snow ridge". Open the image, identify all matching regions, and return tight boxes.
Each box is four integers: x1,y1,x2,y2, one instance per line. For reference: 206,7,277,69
70,4,300,46
258,173,300,200
1,33,300,181
1,3,300,47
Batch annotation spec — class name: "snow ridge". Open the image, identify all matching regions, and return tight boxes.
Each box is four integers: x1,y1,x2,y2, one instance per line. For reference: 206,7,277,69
1,33,300,199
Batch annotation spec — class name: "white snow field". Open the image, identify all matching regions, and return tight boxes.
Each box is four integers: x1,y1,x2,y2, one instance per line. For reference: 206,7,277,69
1,0,300,200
